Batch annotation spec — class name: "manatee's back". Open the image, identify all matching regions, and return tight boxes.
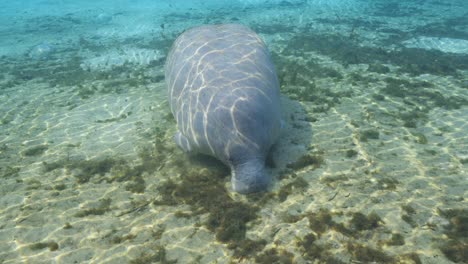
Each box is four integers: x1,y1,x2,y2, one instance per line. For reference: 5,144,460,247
165,24,282,163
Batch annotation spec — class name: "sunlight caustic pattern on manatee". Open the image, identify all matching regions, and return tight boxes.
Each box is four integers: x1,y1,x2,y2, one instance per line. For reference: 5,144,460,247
165,24,283,193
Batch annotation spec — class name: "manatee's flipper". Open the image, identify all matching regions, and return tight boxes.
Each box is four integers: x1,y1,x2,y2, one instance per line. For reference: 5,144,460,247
174,131,193,152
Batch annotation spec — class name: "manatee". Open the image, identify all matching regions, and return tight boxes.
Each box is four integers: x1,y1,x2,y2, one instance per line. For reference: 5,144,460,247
165,24,282,193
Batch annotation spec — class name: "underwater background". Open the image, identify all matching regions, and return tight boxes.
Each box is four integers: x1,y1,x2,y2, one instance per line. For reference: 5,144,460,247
0,0,467,263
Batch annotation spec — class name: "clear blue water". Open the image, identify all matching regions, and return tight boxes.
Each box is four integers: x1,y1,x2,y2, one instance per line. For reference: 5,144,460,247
0,1,467,263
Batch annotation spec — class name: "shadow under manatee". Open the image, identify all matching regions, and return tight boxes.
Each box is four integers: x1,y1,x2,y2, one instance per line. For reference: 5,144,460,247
269,95,314,188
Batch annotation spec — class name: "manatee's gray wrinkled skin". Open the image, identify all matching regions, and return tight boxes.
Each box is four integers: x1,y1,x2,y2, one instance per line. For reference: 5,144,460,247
165,24,282,193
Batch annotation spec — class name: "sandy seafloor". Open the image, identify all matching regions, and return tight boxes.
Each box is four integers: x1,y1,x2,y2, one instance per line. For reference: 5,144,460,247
0,0,467,263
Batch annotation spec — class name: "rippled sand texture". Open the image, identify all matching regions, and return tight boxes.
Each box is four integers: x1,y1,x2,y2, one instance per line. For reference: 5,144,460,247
0,0,467,263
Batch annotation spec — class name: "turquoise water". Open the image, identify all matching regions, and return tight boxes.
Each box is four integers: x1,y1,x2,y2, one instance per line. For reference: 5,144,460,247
0,0,467,263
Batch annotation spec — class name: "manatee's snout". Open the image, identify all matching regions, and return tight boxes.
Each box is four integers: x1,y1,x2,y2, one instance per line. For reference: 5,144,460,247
231,160,270,194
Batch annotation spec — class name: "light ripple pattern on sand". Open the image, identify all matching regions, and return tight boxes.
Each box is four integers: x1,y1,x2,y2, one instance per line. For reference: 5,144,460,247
403,36,468,54
80,48,163,71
